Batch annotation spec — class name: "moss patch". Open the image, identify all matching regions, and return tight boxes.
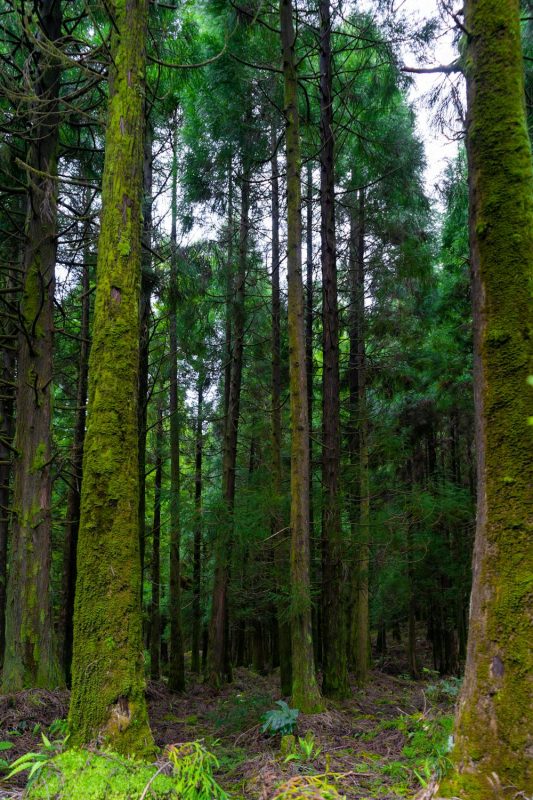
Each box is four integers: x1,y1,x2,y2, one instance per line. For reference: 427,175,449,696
25,749,178,799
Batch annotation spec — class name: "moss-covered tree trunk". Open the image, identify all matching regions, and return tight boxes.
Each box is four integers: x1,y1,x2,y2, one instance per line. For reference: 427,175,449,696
280,0,323,714
271,125,292,696
139,120,154,604
168,127,185,692
319,0,347,699
440,1,533,796
68,0,153,754
3,0,63,692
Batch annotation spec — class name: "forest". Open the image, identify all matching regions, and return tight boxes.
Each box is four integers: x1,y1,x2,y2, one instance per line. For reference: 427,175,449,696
0,0,531,798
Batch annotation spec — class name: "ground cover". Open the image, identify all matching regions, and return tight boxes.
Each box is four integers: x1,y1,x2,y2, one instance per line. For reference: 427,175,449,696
0,661,457,799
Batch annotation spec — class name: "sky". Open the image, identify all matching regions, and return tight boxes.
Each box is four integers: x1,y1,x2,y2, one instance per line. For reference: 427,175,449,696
393,0,462,196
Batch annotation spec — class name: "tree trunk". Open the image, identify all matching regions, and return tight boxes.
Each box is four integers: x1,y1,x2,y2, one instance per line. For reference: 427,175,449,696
224,165,234,421
168,125,185,692
139,120,153,605
347,188,370,684
0,251,18,670
69,0,153,754
60,242,91,686
191,375,203,675
280,0,323,713
306,164,320,669
271,124,292,696
442,2,533,795
3,0,63,691
206,170,249,687
319,0,347,698
150,402,163,680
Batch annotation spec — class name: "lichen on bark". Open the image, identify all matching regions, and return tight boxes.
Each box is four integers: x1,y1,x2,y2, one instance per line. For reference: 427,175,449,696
440,1,533,796
68,0,153,756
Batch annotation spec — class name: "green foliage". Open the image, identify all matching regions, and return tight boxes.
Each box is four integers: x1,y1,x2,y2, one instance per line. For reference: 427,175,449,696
271,773,345,800
209,692,272,734
4,731,68,787
24,749,178,800
48,719,69,738
425,676,462,704
283,732,321,765
261,701,300,736
21,741,230,800
166,741,229,800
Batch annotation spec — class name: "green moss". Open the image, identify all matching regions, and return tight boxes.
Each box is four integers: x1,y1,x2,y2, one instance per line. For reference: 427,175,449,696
439,770,493,800
30,443,46,474
68,0,152,756
26,749,178,800
449,0,533,795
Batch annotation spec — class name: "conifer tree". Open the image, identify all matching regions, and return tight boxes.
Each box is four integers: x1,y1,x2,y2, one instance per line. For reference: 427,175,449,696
3,0,64,692
441,1,533,795
69,0,153,754
280,0,323,714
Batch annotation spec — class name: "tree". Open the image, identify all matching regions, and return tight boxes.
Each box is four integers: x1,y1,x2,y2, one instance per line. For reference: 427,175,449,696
440,2,533,796
68,0,153,754
167,124,185,692
3,0,64,692
280,0,323,714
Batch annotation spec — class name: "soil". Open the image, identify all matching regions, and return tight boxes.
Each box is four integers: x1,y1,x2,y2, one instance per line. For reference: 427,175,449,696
0,650,455,800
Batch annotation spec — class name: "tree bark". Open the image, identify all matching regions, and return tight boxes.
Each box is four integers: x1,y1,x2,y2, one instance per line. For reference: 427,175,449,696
3,0,63,691
150,402,163,680
319,0,347,698
306,164,321,670
68,0,153,754
347,188,370,684
139,120,153,605
0,279,16,673
441,1,533,795
191,375,203,675
168,125,185,692
271,124,292,696
206,170,249,687
60,240,91,686
280,0,323,713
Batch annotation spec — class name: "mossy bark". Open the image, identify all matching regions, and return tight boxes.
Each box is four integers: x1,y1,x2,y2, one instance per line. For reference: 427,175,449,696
3,0,63,692
138,120,154,606
440,1,533,796
319,0,348,699
68,0,153,755
280,0,323,714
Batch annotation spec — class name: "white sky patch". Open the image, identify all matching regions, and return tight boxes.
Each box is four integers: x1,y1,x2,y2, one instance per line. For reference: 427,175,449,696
398,0,462,195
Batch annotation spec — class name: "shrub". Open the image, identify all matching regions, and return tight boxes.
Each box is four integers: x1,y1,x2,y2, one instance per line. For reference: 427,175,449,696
261,701,299,736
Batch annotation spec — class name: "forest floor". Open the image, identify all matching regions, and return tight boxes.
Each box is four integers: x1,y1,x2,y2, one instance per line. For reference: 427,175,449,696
0,645,458,799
